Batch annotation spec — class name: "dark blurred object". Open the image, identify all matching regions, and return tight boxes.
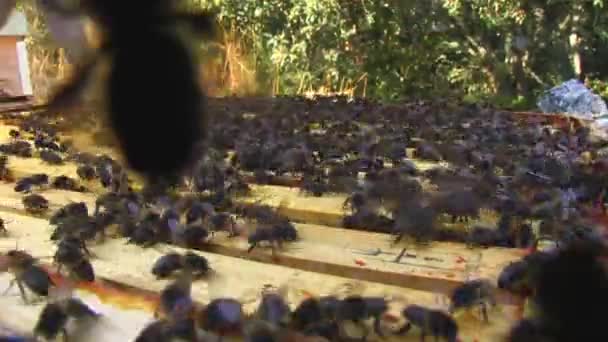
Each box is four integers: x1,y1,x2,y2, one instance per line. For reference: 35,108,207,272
28,0,217,183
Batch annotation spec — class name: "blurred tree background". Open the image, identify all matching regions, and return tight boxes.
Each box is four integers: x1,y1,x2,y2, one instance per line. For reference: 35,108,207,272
16,0,608,108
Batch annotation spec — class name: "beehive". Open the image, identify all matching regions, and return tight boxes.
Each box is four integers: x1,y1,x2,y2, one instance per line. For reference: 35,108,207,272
0,10,31,98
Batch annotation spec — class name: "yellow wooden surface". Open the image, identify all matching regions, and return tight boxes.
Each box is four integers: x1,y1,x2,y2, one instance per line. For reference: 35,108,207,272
0,210,519,342
0,273,153,341
0,181,522,302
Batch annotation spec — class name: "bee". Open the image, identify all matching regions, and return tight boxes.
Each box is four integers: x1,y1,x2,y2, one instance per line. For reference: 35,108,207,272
51,175,87,192
290,296,341,340
507,319,549,342
34,296,99,341
50,202,89,226
247,222,298,254
0,217,8,236
38,0,217,181
14,174,49,193
0,141,32,158
34,133,62,152
197,298,244,336
76,164,96,181
184,200,215,224
335,296,390,339
8,128,21,140
1,250,55,304
22,194,50,215
0,155,12,181
172,223,210,249
209,212,238,237
397,304,459,342
54,236,95,282
39,150,64,165
449,279,497,322
244,285,293,342
151,252,210,279
156,274,194,320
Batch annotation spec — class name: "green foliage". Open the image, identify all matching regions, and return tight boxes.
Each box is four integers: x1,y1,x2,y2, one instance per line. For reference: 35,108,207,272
17,0,608,106
190,0,608,105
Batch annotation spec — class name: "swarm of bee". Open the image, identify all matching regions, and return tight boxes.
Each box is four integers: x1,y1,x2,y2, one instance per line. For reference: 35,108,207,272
3,1,608,340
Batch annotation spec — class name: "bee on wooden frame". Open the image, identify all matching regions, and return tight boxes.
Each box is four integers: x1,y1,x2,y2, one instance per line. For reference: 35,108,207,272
38,0,217,181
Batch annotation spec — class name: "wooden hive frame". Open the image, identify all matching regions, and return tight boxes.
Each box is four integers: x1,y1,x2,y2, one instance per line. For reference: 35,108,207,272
0,121,527,341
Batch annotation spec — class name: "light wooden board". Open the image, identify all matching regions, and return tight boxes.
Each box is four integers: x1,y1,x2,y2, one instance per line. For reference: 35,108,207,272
0,210,520,341
211,223,523,303
0,182,522,302
0,273,153,341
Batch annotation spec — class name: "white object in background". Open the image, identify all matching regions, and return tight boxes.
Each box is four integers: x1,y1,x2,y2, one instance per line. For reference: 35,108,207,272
15,40,32,96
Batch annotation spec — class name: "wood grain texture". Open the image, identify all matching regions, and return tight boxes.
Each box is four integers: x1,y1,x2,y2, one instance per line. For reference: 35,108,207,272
0,181,522,304
0,211,520,341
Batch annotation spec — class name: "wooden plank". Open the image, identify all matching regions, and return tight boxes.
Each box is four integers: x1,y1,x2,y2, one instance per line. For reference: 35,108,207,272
0,210,520,341
0,273,154,341
211,223,522,302
0,182,521,306
0,122,522,303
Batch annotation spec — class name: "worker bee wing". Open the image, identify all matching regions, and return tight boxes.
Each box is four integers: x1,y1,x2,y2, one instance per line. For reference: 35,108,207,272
0,0,16,28
37,0,91,62
38,52,101,118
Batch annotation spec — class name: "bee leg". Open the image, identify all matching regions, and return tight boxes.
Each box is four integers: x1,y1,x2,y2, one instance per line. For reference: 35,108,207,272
392,234,403,246
395,322,412,335
480,302,489,323
394,248,407,263
490,294,498,307
359,321,370,341
2,278,16,296
271,242,280,260
228,226,238,238
38,54,100,117
373,316,384,338
16,279,29,304
61,327,70,342
337,320,350,341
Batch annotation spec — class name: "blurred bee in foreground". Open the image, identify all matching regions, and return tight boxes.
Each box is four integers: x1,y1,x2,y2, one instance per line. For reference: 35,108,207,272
31,0,217,182
0,249,55,304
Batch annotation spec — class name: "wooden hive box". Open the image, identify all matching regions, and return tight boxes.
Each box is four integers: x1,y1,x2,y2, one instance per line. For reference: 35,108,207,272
0,10,32,99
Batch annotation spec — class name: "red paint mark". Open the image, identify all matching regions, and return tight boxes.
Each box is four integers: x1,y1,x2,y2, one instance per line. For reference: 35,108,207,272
40,265,158,312
354,259,366,266
301,290,315,299
382,312,401,322
455,256,466,264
